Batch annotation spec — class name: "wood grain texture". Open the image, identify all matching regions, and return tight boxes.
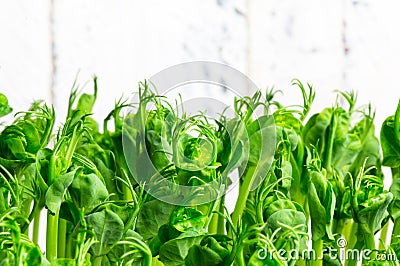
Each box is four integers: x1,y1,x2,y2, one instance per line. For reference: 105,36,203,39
51,0,247,122
344,0,400,128
0,1,51,116
247,0,344,113
2,0,398,123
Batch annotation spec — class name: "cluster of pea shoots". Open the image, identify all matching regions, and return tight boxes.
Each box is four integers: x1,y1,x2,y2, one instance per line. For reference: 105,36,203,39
0,79,399,266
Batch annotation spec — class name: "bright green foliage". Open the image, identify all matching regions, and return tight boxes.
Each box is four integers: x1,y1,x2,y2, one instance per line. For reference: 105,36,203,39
0,93,12,117
381,100,400,252
1,80,400,266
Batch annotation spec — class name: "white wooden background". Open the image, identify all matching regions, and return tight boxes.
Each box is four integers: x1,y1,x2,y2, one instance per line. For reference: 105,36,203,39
1,0,400,252
2,0,400,125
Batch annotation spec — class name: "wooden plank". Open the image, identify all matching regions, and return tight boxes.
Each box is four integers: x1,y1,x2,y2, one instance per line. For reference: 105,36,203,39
344,0,400,128
0,1,51,116
52,0,248,122
247,0,344,113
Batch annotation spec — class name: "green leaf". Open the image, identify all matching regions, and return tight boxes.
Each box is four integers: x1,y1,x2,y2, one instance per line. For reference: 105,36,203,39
136,199,175,240
86,209,124,257
170,207,207,232
264,199,297,218
175,136,216,170
157,224,181,244
1,125,28,159
308,180,328,241
69,173,108,212
243,125,276,190
358,191,393,234
45,170,77,214
201,235,230,260
266,209,307,236
332,134,362,174
273,112,302,134
20,122,41,154
158,230,204,266
185,244,223,266
349,134,380,176
303,108,332,152
394,100,400,143
0,93,12,117
59,201,81,225
381,106,400,168
107,229,150,265
75,80,97,115
390,178,400,221
324,182,336,240
381,116,400,168
24,246,50,266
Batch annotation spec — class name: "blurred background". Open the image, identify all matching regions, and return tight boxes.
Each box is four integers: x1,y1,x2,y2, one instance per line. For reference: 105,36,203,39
1,0,400,127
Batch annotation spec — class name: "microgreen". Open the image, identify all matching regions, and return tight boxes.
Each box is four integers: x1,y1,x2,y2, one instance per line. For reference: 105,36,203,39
0,80,399,265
